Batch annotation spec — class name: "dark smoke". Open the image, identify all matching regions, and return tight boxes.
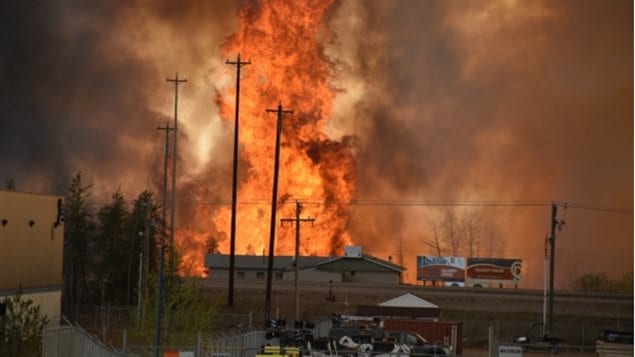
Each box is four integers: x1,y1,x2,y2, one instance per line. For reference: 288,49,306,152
328,0,632,287
0,1,236,198
1,0,631,287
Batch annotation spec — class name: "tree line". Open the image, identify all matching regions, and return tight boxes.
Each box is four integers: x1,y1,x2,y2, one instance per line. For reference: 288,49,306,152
62,172,162,309
424,210,507,258
60,172,218,340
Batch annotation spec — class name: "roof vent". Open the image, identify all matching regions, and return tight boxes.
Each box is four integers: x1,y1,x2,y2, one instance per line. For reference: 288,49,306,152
344,245,362,258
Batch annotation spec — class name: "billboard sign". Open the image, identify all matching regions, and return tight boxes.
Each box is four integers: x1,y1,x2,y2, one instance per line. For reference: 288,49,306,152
466,258,522,285
416,256,466,282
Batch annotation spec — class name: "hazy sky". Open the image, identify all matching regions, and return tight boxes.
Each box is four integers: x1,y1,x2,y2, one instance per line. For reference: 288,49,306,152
1,0,632,288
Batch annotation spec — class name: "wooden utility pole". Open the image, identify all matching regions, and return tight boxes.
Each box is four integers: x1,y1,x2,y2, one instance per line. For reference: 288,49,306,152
166,74,187,251
546,202,565,337
281,200,315,323
226,54,251,308
264,102,293,324
155,122,173,357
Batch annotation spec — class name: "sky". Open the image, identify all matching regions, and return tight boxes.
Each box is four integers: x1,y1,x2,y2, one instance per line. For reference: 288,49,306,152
1,0,632,288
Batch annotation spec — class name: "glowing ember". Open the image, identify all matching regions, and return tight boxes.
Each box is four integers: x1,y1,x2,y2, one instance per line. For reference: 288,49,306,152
175,0,356,276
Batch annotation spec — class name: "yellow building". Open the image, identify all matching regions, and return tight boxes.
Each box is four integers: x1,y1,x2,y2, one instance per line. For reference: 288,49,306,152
0,190,64,323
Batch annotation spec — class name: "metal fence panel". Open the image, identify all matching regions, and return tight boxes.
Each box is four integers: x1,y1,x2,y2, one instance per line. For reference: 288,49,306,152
43,324,127,357
206,330,266,357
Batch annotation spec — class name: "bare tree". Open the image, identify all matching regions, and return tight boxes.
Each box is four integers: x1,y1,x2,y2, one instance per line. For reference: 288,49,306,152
425,221,444,256
396,232,405,267
461,210,481,257
441,211,462,256
483,222,507,257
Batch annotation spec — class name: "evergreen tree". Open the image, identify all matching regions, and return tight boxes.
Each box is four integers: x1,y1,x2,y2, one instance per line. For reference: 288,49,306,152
62,172,95,318
93,190,129,306
126,191,160,306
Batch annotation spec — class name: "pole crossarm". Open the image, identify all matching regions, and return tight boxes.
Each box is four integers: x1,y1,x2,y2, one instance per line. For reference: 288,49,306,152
226,53,252,67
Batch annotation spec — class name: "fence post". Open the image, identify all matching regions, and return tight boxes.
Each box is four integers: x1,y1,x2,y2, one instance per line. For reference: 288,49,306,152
123,329,127,355
581,322,585,349
488,326,495,357
42,324,47,356
196,331,202,357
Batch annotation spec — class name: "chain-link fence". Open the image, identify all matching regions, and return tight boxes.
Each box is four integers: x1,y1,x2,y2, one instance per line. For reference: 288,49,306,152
461,317,629,349
43,321,127,357
205,330,266,357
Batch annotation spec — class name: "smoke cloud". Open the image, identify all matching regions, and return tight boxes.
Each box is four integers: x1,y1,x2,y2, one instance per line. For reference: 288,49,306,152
1,0,631,287
327,0,633,287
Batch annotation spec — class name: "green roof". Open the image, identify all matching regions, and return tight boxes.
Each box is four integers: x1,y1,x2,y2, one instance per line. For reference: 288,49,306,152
317,255,405,273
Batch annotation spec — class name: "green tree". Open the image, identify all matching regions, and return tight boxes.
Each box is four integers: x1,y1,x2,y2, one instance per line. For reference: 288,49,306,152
139,270,219,345
92,190,129,306
126,191,160,307
62,172,95,318
0,290,49,356
614,272,633,293
570,272,633,293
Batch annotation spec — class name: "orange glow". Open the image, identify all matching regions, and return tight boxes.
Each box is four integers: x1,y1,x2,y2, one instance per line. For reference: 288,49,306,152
175,0,356,276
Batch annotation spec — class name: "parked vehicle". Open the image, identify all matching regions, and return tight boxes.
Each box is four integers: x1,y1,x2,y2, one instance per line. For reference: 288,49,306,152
328,326,448,356
595,329,633,357
385,330,448,356
514,323,564,354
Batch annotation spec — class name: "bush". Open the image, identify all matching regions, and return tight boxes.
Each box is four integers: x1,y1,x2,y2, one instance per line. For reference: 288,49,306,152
0,290,49,356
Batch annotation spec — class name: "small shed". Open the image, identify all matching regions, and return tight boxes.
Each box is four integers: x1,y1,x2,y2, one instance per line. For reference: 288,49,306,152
355,292,462,354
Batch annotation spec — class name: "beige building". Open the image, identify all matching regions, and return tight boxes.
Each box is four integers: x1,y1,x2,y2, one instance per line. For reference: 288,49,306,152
0,190,64,323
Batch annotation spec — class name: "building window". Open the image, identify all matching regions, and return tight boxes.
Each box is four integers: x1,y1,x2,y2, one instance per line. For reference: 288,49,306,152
256,271,265,279
237,271,245,279
275,272,283,280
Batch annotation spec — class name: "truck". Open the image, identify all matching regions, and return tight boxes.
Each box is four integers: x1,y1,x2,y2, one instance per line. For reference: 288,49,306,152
324,316,450,356
416,256,522,288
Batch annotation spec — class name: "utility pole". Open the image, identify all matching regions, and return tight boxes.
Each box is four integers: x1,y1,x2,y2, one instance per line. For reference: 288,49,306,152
166,73,187,252
546,202,565,337
137,201,151,325
155,122,173,357
264,102,293,324
281,200,315,323
542,234,548,338
226,54,251,308
143,201,151,305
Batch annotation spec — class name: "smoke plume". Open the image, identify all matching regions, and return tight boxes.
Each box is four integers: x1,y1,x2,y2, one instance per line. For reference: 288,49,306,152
1,0,631,287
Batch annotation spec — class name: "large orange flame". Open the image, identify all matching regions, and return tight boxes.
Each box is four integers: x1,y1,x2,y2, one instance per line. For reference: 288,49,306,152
176,0,356,276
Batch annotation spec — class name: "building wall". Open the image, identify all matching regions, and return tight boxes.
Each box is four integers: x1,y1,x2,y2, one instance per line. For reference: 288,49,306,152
341,271,400,284
0,191,64,291
209,268,285,281
283,268,342,283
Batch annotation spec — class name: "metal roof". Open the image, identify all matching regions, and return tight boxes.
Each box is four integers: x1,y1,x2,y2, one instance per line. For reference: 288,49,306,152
379,292,438,308
316,254,405,272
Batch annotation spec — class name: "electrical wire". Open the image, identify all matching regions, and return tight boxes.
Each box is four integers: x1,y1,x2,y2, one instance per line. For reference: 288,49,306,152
84,198,632,214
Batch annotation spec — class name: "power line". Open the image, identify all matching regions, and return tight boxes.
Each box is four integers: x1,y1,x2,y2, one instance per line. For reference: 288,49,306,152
84,199,632,214
557,202,632,214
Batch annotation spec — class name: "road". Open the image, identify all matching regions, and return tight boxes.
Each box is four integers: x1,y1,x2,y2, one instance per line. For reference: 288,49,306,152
194,278,632,319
